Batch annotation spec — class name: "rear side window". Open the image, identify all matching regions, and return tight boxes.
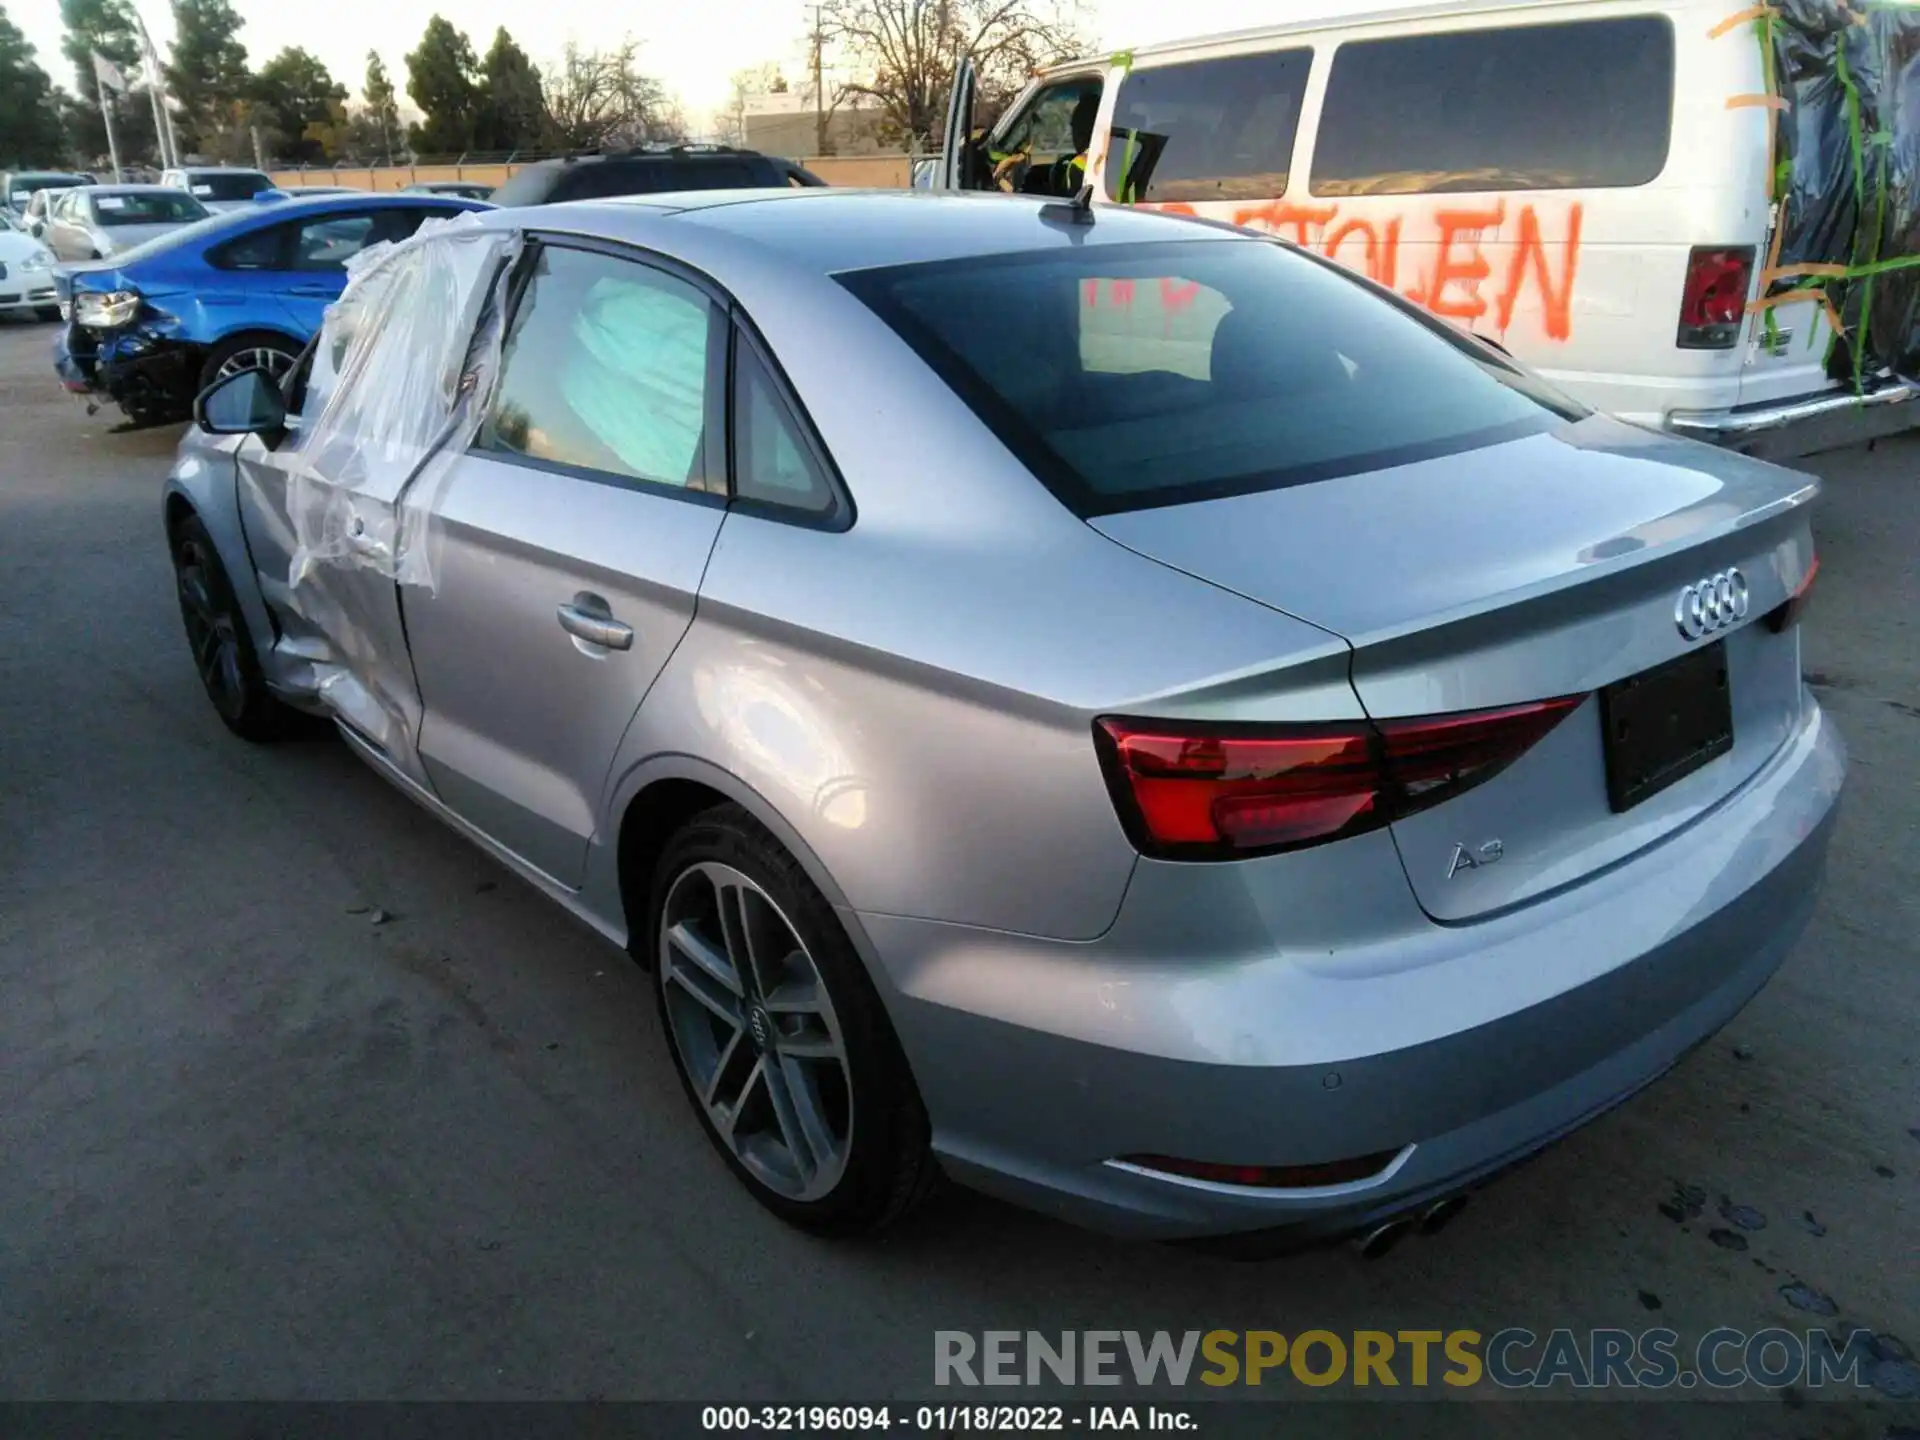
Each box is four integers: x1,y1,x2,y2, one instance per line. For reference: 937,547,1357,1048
1310,17,1674,196
839,238,1582,517
1106,50,1311,204
481,244,721,490
209,223,287,270
562,163,670,200
732,338,838,518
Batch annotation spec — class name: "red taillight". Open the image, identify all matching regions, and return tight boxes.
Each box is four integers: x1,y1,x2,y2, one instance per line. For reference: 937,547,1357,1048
1769,552,1819,632
1677,246,1755,349
1095,697,1584,861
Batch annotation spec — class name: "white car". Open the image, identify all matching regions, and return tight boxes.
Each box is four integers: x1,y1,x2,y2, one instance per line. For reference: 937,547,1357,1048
0,215,60,321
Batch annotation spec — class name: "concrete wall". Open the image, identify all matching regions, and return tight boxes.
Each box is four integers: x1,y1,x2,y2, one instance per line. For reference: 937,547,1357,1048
269,163,521,192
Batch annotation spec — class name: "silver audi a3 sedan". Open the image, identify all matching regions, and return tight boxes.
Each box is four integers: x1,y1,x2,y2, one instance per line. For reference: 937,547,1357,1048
163,192,1843,1245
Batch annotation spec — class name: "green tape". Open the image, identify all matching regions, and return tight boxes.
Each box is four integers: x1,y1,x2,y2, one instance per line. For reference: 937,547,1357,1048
1108,49,1134,73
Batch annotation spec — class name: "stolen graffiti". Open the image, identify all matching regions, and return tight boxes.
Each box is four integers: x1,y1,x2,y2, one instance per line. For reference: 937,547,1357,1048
1146,199,1584,342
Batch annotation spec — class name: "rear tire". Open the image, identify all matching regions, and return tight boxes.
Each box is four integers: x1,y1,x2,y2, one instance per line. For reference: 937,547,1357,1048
649,804,938,1235
196,330,301,393
170,512,301,742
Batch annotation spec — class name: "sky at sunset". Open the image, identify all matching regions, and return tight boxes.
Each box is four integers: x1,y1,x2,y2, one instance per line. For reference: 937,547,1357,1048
13,0,1361,133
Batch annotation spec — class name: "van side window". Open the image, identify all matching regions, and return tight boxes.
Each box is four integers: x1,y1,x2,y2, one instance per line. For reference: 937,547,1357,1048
1105,51,1311,205
1310,17,1674,196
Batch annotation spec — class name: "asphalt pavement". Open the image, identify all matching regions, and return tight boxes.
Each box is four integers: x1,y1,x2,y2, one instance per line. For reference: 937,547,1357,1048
0,317,1914,1432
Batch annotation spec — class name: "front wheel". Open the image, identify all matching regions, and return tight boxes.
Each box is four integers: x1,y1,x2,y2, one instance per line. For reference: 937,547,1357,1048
650,805,937,1235
35,305,61,323
171,512,302,742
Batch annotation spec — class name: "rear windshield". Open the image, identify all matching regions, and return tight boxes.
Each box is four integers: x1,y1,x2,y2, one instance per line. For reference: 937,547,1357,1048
187,172,273,201
10,176,85,201
92,191,209,225
838,239,1583,516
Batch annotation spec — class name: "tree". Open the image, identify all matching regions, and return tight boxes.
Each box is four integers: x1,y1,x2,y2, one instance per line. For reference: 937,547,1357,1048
0,7,68,165
821,0,1084,150
717,62,785,147
58,0,142,160
405,14,477,156
362,50,399,162
253,47,345,163
541,40,678,151
166,0,250,154
474,27,546,152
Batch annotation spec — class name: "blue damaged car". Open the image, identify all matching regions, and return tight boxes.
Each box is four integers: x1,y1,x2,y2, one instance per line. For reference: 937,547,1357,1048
55,191,487,425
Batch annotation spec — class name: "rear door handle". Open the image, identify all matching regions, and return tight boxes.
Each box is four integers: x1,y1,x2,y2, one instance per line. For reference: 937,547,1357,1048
557,601,634,652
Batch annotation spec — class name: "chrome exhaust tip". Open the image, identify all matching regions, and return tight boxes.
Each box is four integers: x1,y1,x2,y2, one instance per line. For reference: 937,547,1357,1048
1354,1216,1413,1259
1419,1194,1469,1235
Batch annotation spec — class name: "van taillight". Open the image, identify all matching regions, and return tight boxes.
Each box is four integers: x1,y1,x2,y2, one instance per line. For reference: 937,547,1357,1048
1678,246,1755,349
1094,698,1584,861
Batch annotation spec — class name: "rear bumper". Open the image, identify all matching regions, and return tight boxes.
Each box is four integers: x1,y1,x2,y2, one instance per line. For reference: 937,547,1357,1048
1667,376,1920,455
863,699,1845,1239
52,321,196,416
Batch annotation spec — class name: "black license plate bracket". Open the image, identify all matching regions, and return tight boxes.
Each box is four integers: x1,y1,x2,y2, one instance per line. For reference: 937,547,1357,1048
1599,641,1734,812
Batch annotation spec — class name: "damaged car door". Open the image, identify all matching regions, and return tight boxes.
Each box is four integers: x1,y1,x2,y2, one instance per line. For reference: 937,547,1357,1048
229,223,518,786
394,239,731,887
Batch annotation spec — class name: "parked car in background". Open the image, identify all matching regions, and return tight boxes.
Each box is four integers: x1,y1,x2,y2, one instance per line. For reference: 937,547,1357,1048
38,184,211,262
486,145,823,205
2,171,89,216
163,192,1839,1243
55,191,487,424
161,167,280,213
935,0,1920,454
402,180,494,201
0,216,60,321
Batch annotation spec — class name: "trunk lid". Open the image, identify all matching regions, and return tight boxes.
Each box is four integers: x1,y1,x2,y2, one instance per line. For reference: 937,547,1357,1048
1091,414,1819,921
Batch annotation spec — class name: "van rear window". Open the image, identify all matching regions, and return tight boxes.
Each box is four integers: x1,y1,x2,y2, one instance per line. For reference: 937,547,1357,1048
1105,50,1311,205
1310,16,1674,196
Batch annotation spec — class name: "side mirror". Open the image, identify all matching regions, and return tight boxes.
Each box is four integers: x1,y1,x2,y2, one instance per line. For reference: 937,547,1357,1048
27,219,44,237
194,366,288,435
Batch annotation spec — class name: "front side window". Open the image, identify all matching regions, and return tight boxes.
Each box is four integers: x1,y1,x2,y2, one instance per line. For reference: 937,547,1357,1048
840,238,1583,516
1105,50,1311,205
1310,17,1675,196
481,244,720,490
988,77,1104,197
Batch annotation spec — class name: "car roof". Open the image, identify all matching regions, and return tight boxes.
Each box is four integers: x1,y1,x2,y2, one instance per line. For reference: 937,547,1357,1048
83,184,188,197
1087,0,1653,66
507,188,1245,275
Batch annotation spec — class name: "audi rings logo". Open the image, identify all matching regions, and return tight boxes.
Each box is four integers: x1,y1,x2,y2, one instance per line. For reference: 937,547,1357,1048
1674,569,1750,640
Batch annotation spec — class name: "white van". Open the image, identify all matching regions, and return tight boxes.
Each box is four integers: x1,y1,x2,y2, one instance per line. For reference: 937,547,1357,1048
937,0,1918,452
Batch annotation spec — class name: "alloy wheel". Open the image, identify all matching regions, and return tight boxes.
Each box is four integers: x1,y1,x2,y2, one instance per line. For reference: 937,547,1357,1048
174,537,245,719
215,347,294,382
658,860,854,1202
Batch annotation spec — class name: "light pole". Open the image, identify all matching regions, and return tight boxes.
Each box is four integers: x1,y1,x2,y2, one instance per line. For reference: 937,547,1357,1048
129,4,179,169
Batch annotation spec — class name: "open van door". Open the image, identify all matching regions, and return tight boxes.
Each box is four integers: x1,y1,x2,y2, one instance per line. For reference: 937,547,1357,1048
938,55,978,190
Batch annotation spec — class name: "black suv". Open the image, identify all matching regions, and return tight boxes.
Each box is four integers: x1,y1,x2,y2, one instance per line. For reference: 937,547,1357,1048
488,146,826,206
